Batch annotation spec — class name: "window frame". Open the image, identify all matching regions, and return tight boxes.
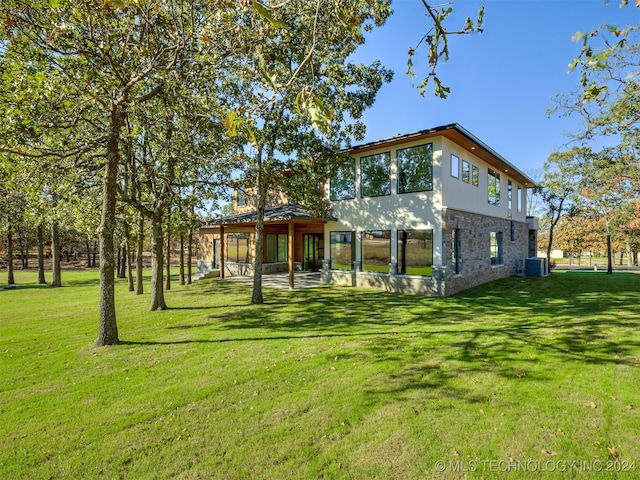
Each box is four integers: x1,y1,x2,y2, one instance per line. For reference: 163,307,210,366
360,152,391,198
488,168,501,206
472,165,479,186
330,158,356,201
265,233,288,263
236,188,247,207
329,231,355,271
490,231,504,266
450,154,460,179
361,230,391,273
462,160,470,183
397,143,433,194
226,233,250,263
517,186,523,213
398,229,433,276
452,228,461,275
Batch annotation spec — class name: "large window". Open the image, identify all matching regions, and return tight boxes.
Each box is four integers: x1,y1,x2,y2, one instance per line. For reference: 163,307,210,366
330,158,355,201
360,152,390,197
488,169,501,205
226,233,249,263
490,231,503,266
397,144,433,193
452,229,461,275
362,230,391,273
330,231,354,270
398,230,433,276
451,154,459,178
266,233,287,263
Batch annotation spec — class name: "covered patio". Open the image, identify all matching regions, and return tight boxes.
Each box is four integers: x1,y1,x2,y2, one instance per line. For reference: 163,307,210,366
198,204,334,289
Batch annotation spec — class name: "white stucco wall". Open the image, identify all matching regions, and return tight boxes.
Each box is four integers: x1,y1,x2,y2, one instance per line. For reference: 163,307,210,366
440,138,529,223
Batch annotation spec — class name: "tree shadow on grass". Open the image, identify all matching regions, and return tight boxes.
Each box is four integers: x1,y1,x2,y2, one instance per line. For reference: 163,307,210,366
187,271,640,370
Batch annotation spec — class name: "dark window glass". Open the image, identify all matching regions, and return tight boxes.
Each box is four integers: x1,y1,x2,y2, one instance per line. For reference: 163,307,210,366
360,153,390,197
237,188,247,206
488,169,501,205
472,165,479,186
266,234,288,263
462,160,470,183
397,144,433,193
362,230,391,272
330,231,354,270
490,231,503,265
452,229,461,275
398,230,433,276
226,233,250,263
330,158,355,201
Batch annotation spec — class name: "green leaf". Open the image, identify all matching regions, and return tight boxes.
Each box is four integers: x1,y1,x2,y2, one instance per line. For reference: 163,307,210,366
49,0,61,8
252,1,284,29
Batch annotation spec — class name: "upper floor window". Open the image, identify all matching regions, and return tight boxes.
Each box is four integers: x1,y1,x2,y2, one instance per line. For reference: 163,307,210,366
508,180,513,211
472,165,479,186
488,168,501,205
361,152,390,197
451,154,459,178
236,188,247,207
397,143,433,193
462,160,470,183
517,186,523,213
330,158,355,201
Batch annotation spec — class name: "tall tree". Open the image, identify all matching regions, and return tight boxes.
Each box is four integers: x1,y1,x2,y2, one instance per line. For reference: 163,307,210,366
534,148,588,268
223,1,393,304
1,0,221,343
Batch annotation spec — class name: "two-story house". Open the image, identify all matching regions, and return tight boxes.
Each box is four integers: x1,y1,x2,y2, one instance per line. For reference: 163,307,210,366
197,124,538,296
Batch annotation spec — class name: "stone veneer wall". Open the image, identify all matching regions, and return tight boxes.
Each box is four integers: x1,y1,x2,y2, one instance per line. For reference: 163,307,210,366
442,208,529,296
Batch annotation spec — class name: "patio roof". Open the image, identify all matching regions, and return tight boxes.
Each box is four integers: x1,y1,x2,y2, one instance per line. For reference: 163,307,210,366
205,203,336,226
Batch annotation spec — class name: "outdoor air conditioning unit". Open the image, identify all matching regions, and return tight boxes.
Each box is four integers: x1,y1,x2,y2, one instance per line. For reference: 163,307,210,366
525,257,547,277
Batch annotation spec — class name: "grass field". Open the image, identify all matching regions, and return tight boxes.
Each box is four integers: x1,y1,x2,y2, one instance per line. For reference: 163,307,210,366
1,270,639,479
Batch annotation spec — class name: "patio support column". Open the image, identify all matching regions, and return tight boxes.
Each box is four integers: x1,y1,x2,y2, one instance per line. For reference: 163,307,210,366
220,225,225,279
288,221,295,289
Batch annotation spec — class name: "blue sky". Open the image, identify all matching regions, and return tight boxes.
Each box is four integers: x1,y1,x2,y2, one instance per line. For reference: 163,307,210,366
351,0,639,179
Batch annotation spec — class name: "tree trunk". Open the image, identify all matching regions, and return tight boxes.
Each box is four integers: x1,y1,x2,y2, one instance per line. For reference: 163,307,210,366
179,234,185,285
37,224,46,284
96,123,120,346
51,221,62,287
187,228,193,285
86,237,91,268
7,232,15,285
165,219,171,292
20,235,28,269
119,242,127,278
150,210,167,311
126,233,134,292
92,241,98,268
251,146,269,305
606,233,613,275
136,213,144,295
116,243,122,278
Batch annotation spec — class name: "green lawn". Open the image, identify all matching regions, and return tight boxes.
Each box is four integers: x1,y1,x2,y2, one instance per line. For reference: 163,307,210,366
1,270,639,479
